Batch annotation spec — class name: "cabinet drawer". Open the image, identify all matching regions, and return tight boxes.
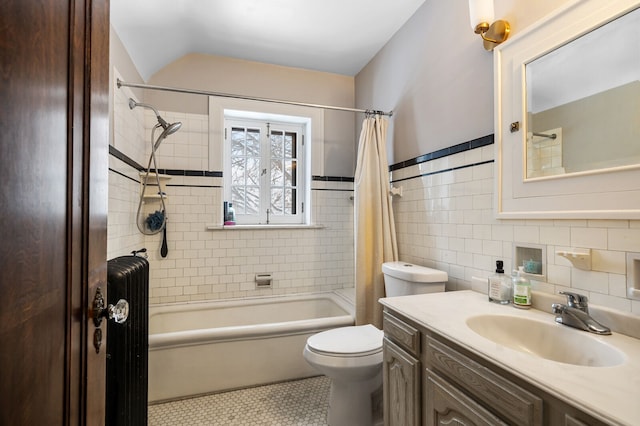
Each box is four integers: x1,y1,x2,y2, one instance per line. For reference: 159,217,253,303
425,369,508,426
383,312,420,355
425,336,543,426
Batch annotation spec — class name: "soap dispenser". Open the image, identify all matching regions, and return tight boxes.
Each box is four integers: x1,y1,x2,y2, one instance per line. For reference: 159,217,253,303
513,266,532,309
488,260,511,304
224,202,236,225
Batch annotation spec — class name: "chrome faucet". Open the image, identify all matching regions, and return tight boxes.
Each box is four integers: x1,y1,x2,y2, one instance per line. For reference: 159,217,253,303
551,291,611,335
559,291,590,312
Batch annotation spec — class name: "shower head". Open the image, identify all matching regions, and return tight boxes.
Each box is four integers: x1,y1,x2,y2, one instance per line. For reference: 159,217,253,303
160,121,182,138
128,98,182,144
153,121,182,151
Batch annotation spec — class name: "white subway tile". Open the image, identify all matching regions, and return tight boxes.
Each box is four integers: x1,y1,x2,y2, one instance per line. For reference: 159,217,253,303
608,228,640,252
539,226,570,246
513,225,539,244
587,293,631,313
570,227,607,249
571,269,609,294
609,273,628,298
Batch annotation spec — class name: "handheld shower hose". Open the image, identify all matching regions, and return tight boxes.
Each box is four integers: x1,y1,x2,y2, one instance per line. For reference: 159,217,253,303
128,98,182,235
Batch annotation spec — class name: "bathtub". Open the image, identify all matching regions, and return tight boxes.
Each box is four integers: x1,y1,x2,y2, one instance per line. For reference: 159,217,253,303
147,291,354,402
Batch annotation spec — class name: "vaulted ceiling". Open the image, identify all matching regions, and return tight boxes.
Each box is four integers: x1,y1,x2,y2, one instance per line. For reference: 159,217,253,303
110,0,427,80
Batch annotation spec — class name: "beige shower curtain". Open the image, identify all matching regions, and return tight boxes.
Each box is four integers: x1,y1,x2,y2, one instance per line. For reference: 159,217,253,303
354,114,398,328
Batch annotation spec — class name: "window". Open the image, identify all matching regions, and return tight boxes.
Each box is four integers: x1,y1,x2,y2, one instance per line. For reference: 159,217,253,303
224,117,306,224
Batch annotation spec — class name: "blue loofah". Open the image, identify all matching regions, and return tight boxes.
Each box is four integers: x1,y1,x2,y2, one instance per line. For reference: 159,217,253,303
146,210,165,231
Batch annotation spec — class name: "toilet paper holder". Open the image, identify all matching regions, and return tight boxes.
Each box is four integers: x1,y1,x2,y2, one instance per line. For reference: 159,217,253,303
255,273,272,288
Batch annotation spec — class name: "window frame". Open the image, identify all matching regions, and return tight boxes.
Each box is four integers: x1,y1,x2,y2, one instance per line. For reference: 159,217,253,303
224,117,305,225
208,97,325,227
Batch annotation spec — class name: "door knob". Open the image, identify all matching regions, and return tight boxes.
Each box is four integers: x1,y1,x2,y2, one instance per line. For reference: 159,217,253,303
92,287,129,353
92,287,129,327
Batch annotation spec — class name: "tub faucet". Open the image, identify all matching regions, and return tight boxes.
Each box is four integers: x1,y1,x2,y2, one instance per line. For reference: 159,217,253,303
551,292,611,335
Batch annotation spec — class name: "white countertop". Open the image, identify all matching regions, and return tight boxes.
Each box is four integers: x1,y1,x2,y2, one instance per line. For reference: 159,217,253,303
379,290,640,426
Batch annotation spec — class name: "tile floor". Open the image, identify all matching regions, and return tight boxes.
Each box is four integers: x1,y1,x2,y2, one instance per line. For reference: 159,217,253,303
148,376,330,425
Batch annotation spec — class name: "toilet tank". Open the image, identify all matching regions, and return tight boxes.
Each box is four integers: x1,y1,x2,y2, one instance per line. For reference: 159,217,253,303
382,261,447,297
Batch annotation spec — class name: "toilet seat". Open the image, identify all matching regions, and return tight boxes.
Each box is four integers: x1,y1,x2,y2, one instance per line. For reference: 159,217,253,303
306,324,383,357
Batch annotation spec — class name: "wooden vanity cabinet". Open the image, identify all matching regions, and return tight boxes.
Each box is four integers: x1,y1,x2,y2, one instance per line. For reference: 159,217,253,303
382,308,610,426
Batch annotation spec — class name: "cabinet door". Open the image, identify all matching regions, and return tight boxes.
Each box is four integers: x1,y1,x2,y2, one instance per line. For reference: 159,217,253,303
425,370,508,426
383,338,420,426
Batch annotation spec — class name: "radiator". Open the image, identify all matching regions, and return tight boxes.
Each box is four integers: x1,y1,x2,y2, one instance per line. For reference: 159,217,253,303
106,255,149,426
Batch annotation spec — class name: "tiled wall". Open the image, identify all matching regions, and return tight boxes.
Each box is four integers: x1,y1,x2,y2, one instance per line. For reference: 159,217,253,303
145,179,354,304
149,111,209,172
108,92,355,305
391,138,640,315
108,82,147,257
107,153,145,258
110,96,640,316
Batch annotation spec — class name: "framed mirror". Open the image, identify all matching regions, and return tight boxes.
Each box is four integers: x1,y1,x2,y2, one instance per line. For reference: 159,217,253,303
495,0,640,218
526,7,640,179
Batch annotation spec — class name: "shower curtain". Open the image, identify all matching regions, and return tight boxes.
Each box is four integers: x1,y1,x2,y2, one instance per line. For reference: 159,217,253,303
354,114,398,328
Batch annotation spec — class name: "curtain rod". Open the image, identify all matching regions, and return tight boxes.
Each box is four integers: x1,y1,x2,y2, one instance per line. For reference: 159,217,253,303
117,79,392,117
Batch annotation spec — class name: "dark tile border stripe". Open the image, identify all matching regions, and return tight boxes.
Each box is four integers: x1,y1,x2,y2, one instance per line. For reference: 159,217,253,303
109,145,348,184
389,134,493,172
312,176,354,182
165,183,222,188
108,167,139,184
109,144,145,170
391,160,494,184
312,188,354,192
110,134,493,188
157,169,223,178
109,145,223,177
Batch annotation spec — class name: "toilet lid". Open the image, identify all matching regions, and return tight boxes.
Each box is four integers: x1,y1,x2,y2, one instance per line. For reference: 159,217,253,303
307,324,383,356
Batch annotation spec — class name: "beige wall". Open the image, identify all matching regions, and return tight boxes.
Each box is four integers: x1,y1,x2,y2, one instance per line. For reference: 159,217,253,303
355,0,572,164
147,54,357,176
110,28,144,88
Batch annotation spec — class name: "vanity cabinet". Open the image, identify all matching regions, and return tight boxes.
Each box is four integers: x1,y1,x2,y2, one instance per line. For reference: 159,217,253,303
382,308,610,426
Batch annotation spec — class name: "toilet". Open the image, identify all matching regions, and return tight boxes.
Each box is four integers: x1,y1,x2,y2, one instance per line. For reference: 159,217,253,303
381,261,448,296
303,261,447,426
303,325,384,426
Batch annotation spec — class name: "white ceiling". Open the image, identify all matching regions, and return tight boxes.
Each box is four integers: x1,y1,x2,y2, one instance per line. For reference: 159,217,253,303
111,0,427,81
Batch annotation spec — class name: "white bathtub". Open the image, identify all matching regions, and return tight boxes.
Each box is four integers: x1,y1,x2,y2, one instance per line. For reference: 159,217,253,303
148,291,354,402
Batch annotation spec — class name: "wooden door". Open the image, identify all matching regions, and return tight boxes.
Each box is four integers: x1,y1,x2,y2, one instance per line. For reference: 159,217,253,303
0,0,109,424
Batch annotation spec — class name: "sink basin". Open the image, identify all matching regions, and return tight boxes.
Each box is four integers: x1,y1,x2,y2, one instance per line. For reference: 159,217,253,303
466,314,625,367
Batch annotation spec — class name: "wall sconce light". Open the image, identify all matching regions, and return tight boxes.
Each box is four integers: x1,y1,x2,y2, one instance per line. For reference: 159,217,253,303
468,0,510,51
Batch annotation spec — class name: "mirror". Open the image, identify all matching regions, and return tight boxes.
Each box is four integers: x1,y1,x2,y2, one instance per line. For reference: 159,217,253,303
494,0,640,219
525,7,640,179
